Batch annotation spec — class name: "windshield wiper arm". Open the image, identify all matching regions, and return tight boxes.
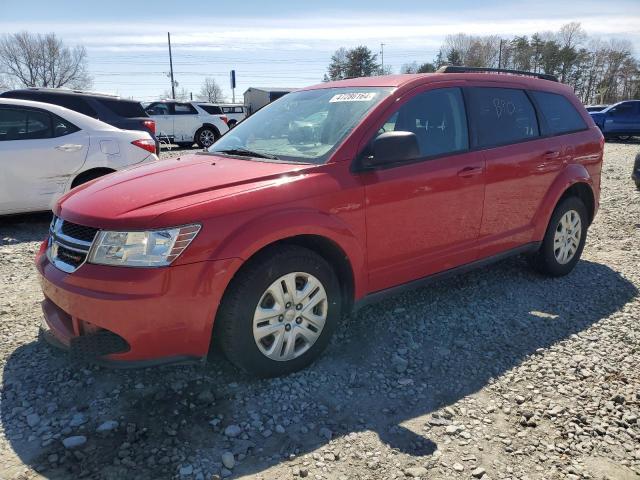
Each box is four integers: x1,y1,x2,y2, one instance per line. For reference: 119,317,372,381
214,148,280,160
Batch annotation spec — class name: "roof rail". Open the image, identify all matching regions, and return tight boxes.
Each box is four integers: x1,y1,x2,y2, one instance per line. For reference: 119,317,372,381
437,65,558,82
22,87,121,98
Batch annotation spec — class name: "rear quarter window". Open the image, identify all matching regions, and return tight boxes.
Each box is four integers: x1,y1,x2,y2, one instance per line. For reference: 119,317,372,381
201,105,223,114
466,87,539,148
95,98,147,118
530,91,587,135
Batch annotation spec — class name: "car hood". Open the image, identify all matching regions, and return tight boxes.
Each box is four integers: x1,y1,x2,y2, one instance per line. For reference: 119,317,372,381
56,153,314,229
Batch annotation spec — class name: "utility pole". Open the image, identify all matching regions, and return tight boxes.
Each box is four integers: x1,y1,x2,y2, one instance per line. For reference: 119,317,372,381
498,38,503,69
380,43,385,73
168,32,175,100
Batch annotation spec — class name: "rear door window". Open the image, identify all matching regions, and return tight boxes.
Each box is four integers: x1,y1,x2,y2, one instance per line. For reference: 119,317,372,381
466,87,539,148
96,98,147,118
52,114,79,137
530,91,587,135
25,109,52,139
174,103,198,115
36,94,98,118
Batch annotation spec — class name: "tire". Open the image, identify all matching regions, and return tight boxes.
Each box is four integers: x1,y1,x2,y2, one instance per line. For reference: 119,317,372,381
635,180,640,191
227,120,237,129
617,135,632,142
215,245,342,377
528,196,588,277
195,127,218,148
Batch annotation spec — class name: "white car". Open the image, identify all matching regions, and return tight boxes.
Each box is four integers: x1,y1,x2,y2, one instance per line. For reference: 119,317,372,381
0,98,158,215
144,101,229,148
195,103,246,128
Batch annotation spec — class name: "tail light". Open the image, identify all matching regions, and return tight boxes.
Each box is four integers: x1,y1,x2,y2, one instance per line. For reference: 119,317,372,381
219,115,228,124
142,119,156,135
131,138,157,154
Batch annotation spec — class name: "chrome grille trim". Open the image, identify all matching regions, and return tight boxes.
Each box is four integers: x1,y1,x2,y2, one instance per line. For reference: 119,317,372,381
47,216,96,273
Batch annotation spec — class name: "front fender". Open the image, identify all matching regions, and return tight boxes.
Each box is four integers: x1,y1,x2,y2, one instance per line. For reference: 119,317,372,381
532,163,594,240
209,207,368,298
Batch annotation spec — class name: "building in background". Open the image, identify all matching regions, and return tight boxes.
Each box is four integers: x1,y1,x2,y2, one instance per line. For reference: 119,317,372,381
244,87,295,116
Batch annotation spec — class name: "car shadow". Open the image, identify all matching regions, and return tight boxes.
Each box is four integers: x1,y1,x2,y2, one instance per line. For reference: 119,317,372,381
1,257,637,479
0,211,52,246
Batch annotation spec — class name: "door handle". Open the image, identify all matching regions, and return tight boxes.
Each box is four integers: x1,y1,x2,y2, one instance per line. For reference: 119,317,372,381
55,144,83,152
457,166,483,177
543,150,560,159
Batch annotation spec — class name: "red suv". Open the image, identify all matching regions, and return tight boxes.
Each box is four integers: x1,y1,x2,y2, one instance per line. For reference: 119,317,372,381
36,67,603,376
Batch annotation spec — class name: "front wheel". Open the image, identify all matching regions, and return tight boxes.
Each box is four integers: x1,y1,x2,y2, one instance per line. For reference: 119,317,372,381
195,127,218,148
215,246,342,377
528,196,588,277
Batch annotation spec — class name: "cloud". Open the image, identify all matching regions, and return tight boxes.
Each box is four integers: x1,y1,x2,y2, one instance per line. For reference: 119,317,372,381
2,11,638,54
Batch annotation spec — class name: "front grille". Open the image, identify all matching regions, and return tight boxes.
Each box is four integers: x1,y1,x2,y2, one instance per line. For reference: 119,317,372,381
61,221,98,243
48,216,97,273
56,245,86,268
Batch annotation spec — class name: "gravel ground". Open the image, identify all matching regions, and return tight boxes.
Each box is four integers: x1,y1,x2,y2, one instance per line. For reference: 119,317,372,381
0,143,639,480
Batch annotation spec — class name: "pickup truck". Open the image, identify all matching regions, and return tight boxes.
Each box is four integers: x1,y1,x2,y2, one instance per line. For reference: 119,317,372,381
589,100,640,141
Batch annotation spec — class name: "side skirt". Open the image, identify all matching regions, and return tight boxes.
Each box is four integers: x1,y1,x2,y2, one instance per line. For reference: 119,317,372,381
352,242,541,312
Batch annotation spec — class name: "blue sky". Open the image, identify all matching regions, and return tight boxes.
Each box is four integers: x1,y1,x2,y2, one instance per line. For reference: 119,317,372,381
2,0,639,101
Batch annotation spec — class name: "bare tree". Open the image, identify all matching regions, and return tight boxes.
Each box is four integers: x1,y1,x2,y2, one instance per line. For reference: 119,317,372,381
0,74,12,92
0,32,92,89
197,77,225,103
160,87,190,101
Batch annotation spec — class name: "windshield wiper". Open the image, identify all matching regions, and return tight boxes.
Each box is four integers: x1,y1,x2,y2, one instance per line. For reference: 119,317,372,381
214,148,280,160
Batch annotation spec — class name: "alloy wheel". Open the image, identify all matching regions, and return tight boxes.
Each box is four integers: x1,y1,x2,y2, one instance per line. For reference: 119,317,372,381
252,272,328,362
199,129,215,147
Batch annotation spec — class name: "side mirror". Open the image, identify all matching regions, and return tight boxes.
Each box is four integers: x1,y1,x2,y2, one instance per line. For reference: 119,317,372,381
360,131,420,169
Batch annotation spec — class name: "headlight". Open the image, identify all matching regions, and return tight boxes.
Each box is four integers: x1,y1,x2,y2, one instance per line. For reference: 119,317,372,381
88,224,201,267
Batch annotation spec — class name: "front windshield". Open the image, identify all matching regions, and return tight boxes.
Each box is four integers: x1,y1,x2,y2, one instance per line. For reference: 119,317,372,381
209,87,392,164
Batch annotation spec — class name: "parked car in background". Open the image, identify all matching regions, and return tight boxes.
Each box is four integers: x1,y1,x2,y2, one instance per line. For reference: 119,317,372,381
36,67,603,376
633,152,640,190
144,100,229,148
0,98,158,215
196,103,246,128
589,100,640,141
585,105,609,112
0,88,158,152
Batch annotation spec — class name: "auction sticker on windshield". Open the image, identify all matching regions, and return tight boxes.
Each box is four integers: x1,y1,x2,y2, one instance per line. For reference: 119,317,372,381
329,92,377,102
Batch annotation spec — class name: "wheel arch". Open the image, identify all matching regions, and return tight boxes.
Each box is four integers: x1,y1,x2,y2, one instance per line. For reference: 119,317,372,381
71,167,116,188
557,182,595,225
244,234,356,313
533,164,597,239
195,123,221,142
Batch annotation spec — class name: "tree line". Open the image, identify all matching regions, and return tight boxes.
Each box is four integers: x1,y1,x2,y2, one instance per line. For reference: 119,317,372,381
325,22,639,105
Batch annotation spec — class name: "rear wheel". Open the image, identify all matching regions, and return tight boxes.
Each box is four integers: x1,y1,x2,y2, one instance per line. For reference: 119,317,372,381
215,246,342,377
528,196,588,277
195,127,218,148
617,135,632,142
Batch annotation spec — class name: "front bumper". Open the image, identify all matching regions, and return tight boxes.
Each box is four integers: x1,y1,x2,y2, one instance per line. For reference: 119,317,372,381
36,242,241,366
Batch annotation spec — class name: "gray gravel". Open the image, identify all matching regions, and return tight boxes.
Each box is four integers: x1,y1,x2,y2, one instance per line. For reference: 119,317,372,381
1,142,639,480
